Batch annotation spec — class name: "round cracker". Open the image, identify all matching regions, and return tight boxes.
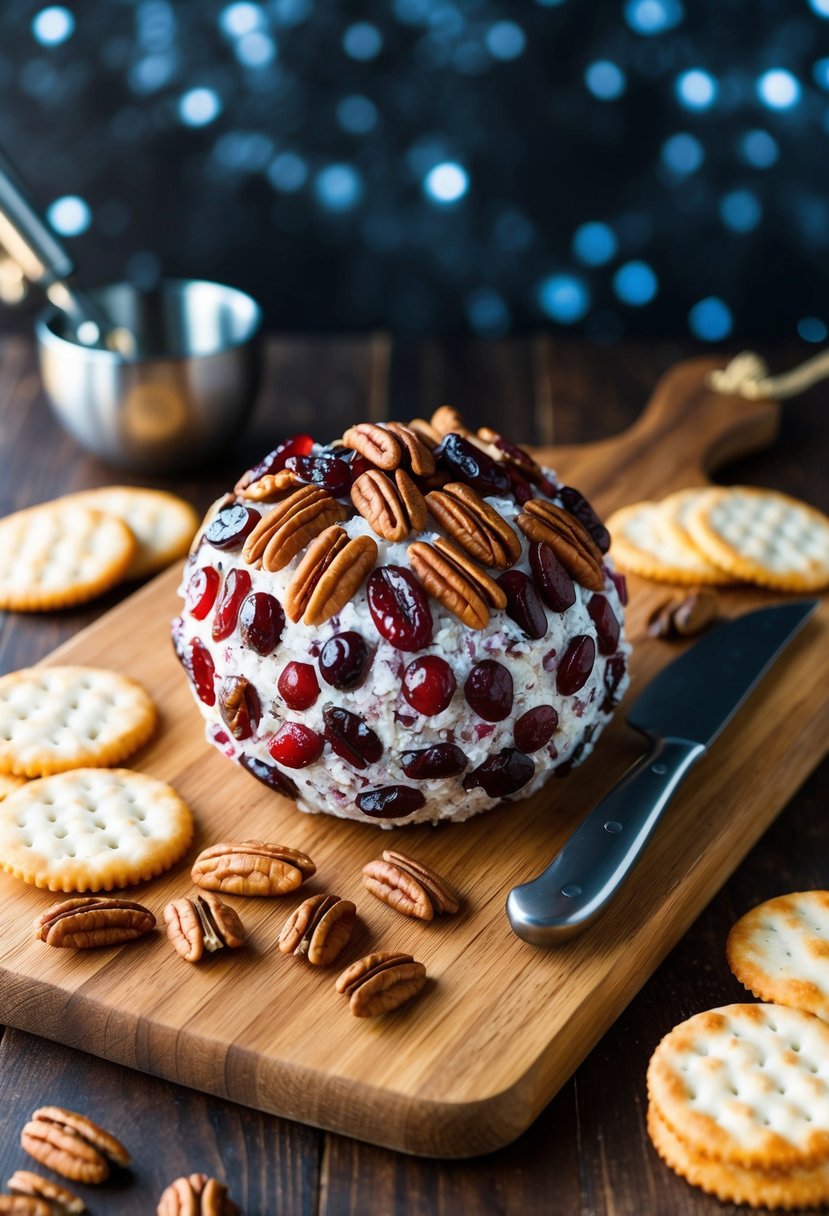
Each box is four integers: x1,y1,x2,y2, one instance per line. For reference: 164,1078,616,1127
59,487,198,580
0,502,135,611
648,1103,829,1210
727,892,829,1022
0,666,157,778
685,486,829,592
606,500,729,585
647,1003,829,1170
0,768,193,891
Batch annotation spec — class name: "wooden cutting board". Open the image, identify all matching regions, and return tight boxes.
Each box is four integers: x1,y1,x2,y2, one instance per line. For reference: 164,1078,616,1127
0,357,825,1158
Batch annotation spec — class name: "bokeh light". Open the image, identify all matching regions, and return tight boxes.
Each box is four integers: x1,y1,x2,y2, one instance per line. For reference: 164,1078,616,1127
267,152,308,191
337,95,379,135
485,21,526,61
314,163,363,211
661,132,704,175
625,0,684,35
343,22,382,61
807,0,829,16
720,189,762,233
178,86,222,126
572,222,617,266
424,162,469,204
537,274,590,323
31,6,75,47
689,296,732,340
466,288,511,336
757,69,801,110
613,261,658,306
740,129,779,168
219,3,265,38
675,69,718,110
47,195,92,236
585,61,626,100
797,316,828,342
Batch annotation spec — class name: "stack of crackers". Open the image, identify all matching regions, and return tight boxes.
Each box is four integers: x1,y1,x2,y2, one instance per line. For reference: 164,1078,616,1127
648,891,829,1208
608,486,829,592
0,487,198,611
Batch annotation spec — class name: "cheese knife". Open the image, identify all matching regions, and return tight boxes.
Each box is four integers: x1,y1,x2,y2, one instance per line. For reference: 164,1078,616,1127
506,599,818,946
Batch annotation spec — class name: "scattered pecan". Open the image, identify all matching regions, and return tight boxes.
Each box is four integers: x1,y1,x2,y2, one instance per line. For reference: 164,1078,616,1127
352,469,427,541
362,850,460,921
192,840,316,896
335,952,427,1018
381,422,436,475
34,898,155,949
20,1106,129,1184
426,482,521,569
647,589,720,640
241,486,348,572
430,405,470,437
0,1196,53,1215
7,1170,84,1214
407,541,490,629
218,675,260,741
431,537,507,608
278,893,356,965
238,469,298,501
283,525,375,624
407,417,443,447
476,426,543,481
164,892,246,963
156,1173,240,1216
517,499,604,592
342,422,401,470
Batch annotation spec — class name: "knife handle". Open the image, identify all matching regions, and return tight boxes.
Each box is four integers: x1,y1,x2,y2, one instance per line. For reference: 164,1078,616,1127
506,736,706,946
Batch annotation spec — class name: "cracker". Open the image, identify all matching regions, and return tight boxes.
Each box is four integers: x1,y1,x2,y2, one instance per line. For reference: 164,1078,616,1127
727,892,829,1021
0,768,193,891
647,1003,829,1170
0,774,26,801
648,1103,829,1210
60,487,198,580
606,500,729,585
685,486,829,592
0,502,135,611
0,666,157,778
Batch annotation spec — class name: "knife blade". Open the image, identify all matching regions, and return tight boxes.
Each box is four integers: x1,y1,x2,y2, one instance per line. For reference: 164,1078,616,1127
506,600,818,946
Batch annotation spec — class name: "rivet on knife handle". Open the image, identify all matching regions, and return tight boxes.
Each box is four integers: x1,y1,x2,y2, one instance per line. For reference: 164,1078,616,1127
506,736,706,945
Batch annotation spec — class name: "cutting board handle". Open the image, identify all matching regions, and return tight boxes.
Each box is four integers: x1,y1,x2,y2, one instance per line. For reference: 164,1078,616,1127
540,356,781,508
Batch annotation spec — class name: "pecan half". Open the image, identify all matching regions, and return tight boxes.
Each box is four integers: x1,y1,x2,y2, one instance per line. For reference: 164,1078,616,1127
517,499,604,592
335,952,427,1017
288,527,378,626
7,1170,84,1214
381,422,436,476
157,1173,240,1216
241,486,348,572
21,1106,129,1184
238,469,299,501
426,482,521,569
0,1196,53,1215
278,893,355,965
352,469,426,541
647,589,720,640
34,898,155,949
192,840,316,896
362,850,460,921
218,676,260,741
430,405,470,437
407,541,490,629
432,537,507,608
164,892,246,963
407,417,443,447
342,422,401,470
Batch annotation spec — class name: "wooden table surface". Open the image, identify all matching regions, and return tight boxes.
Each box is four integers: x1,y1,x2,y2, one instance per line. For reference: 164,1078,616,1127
0,333,826,1215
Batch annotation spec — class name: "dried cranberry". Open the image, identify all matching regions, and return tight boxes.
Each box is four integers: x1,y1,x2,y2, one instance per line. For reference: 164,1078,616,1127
514,705,559,753
268,721,324,768
497,570,548,640
435,433,510,497
278,661,320,710
240,591,285,655
218,676,261,741
464,660,513,722
608,567,628,606
538,475,560,499
401,655,456,715
348,453,374,483
355,785,426,819
556,635,596,695
559,486,610,553
400,743,468,779
602,653,627,711
239,754,299,799
507,466,534,506
323,707,383,770
319,631,373,689
463,749,535,798
238,434,314,485
204,504,260,550
367,566,433,651
587,594,620,655
185,566,220,620
285,453,351,497
212,568,252,641
179,637,216,705
529,542,576,612
491,435,540,480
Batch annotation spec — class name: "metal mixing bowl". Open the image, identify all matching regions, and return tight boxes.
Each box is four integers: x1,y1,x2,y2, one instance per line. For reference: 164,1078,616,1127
35,278,262,473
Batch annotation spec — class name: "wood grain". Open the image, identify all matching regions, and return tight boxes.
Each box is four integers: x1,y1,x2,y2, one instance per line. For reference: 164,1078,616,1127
0,355,825,1163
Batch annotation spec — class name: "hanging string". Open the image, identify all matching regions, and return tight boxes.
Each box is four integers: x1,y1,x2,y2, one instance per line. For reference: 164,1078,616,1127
707,348,829,400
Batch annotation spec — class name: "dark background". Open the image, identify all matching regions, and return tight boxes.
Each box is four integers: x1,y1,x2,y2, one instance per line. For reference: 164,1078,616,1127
0,0,828,340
